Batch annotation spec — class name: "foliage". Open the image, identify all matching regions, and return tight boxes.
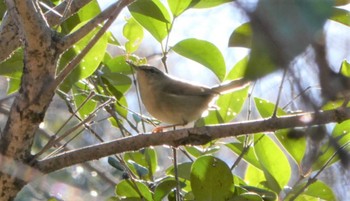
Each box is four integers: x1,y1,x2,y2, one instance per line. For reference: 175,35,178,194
1,0,350,200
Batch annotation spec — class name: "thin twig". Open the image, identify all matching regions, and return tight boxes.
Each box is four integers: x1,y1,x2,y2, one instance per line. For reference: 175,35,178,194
272,68,288,117
289,141,350,201
44,0,134,98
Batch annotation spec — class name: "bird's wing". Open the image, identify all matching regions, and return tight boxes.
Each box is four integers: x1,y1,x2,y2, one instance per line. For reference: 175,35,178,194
211,78,250,93
162,78,217,97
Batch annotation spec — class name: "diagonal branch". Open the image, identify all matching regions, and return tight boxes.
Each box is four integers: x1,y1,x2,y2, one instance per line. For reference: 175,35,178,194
36,107,350,173
46,0,134,95
58,0,133,51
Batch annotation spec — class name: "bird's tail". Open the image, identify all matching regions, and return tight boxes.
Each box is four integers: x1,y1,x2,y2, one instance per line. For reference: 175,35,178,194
211,78,251,93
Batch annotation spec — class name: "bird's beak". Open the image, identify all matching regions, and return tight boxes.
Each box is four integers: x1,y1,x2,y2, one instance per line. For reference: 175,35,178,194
126,60,139,71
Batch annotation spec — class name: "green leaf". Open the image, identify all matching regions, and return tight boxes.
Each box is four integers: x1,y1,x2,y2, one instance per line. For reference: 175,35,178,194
286,180,337,201
0,48,23,78
254,134,291,193
340,60,350,77
330,8,350,27
168,0,193,17
101,67,132,95
245,0,333,79
166,162,192,180
254,97,306,165
312,119,350,170
244,164,267,189
77,0,100,21
254,97,286,118
275,129,306,165
123,17,144,53
127,160,149,177
58,22,109,91
172,38,226,81
7,78,20,94
226,56,248,80
108,157,125,172
225,142,261,169
72,82,97,118
185,145,220,158
0,0,6,20
129,0,171,42
116,180,153,201
62,0,101,33
242,186,277,201
105,55,134,74
190,156,234,200
198,86,249,125
154,178,177,201
228,23,252,48
124,148,158,180
232,193,263,201
192,0,232,8
335,0,350,5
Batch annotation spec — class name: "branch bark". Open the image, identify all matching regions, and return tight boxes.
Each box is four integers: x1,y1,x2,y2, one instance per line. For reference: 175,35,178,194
36,107,350,174
0,0,59,199
0,0,92,62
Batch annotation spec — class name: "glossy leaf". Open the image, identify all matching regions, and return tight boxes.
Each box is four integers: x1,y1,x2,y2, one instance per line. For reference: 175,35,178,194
124,148,158,180
341,60,350,77
123,17,144,53
192,0,232,8
129,0,171,42
198,86,249,125
154,177,177,201
254,97,286,118
244,164,267,189
191,156,233,200
72,82,97,118
254,134,291,193
242,186,277,201
331,8,350,27
172,38,226,81
101,66,132,95
0,48,23,78
108,157,125,172
232,193,263,201
7,78,20,94
185,145,220,158
312,119,350,170
226,56,249,80
58,23,108,91
168,0,192,17
166,162,192,180
254,97,306,165
286,180,337,201
225,142,262,169
228,23,252,48
105,55,134,74
115,180,153,201
62,0,101,33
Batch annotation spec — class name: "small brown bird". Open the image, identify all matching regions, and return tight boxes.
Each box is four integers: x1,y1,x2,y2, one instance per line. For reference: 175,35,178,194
127,61,249,127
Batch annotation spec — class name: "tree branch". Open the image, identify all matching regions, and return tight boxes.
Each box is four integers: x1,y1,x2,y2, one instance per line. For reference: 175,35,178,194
59,0,132,51
0,0,92,62
36,107,350,173
47,0,134,93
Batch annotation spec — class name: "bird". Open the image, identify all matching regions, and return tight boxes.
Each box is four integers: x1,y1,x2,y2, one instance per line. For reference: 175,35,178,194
127,61,250,129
